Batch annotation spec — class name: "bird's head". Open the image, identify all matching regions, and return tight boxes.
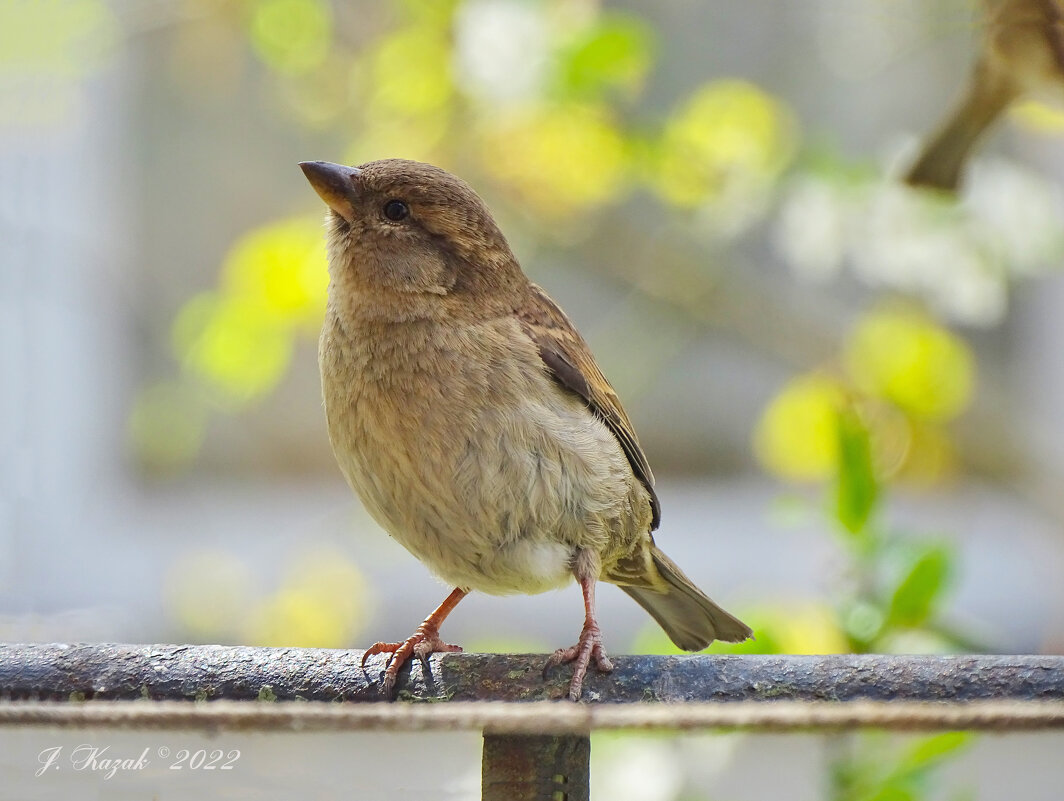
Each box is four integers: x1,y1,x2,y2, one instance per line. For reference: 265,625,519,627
300,158,523,315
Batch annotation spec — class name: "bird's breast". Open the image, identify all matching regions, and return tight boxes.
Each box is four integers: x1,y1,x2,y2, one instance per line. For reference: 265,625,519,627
319,312,649,594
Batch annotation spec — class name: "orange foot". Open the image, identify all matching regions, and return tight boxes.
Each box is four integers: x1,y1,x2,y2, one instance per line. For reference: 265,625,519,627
362,625,463,694
361,587,468,695
544,622,614,701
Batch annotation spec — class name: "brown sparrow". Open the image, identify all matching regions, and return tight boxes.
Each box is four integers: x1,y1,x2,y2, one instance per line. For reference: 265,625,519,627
906,0,1064,191
300,158,751,701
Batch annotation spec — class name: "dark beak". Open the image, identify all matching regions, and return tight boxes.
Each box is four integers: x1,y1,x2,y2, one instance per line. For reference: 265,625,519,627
299,161,362,219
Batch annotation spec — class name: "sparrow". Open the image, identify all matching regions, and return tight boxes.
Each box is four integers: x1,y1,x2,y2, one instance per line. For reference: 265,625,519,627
906,0,1064,191
299,158,751,701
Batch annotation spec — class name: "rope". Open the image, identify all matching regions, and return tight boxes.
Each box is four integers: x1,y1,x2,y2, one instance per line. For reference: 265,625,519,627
2,699,1062,733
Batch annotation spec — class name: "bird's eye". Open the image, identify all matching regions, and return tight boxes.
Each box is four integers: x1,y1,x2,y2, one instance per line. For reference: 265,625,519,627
383,199,409,221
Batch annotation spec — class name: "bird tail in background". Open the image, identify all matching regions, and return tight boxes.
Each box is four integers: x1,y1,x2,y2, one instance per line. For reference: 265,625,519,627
904,58,1020,192
620,546,752,652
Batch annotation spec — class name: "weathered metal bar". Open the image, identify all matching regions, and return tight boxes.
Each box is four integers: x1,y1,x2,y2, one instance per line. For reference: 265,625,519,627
1,644,1062,704
4,649,1060,801
482,734,590,801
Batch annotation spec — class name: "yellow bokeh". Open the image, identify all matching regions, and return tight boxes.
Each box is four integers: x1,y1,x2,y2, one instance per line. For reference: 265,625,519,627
1010,100,1064,135
480,104,629,217
246,589,351,648
369,25,453,116
221,216,329,331
844,308,974,422
169,216,328,403
248,0,332,76
775,603,849,655
754,374,847,481
172,292,293,403
650,79,796,207
244,549,369,648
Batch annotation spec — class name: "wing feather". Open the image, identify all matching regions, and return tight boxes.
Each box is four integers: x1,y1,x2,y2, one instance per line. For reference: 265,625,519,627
515,283,661,530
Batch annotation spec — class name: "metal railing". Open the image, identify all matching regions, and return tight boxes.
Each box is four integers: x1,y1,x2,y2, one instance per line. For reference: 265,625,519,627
2,644,1063,800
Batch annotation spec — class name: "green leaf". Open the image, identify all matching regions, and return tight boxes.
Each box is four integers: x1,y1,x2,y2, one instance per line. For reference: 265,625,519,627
834,409,879,536
881,732,973,791
841,732,972,801
887,545,952,628
841,600,885,650
866,786,915,801
901,732,972,771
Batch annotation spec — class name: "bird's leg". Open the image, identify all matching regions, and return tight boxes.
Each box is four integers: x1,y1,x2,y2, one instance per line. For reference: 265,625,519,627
544,573,613,701
361,587,468,694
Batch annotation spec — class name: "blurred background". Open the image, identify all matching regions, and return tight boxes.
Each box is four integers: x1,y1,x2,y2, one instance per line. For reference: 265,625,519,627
2,0,1064,798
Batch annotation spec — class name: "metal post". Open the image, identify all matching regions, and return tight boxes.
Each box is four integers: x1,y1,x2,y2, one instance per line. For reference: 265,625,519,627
482,733,590,801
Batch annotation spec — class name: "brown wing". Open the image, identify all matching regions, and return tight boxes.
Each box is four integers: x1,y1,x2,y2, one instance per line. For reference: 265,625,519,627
515,283,661,530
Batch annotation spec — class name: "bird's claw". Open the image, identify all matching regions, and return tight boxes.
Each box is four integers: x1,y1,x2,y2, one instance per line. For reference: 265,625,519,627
543,624,613,701
361,625,462,695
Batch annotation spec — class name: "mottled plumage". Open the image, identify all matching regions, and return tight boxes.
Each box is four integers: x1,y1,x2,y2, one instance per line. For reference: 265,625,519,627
301,158,751,700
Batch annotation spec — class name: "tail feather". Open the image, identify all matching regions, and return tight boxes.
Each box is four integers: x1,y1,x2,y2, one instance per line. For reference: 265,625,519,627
620,546,752,651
